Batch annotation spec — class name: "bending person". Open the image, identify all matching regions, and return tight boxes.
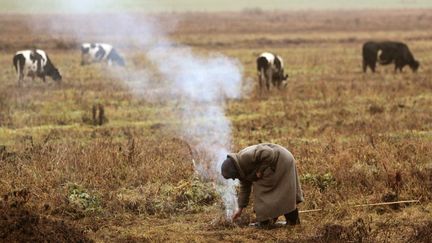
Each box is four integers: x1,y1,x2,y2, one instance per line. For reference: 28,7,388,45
221,143,304,226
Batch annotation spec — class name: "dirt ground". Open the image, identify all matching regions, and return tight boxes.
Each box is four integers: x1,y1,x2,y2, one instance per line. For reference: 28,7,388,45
0,189,91,242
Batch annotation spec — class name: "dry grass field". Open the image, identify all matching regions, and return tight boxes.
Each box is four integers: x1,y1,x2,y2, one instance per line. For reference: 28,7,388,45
0,9,432,242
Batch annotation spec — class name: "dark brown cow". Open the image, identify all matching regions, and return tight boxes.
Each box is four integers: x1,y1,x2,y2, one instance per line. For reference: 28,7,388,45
362,41,419,73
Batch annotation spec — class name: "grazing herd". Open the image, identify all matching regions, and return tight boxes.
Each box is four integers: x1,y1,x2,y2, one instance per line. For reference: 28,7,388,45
12,43,126,86
260,40,419,91
11,41,420,89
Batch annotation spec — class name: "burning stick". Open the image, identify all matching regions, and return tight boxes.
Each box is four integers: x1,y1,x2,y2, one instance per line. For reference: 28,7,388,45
172,137,197,167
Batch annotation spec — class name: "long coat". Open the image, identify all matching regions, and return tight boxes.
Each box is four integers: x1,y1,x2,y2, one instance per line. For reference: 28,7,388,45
228,144,304,221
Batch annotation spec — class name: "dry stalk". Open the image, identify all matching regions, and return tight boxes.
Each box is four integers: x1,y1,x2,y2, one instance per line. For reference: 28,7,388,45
300,199,420,214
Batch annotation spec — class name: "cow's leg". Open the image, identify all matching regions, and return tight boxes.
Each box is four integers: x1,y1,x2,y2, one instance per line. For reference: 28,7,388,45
81,53,86,66
394,64,403,73
371,62,376,73
371,55,377,73
274,78,280,89
267,69,272,91
397,60,405,73
271,73,277,87
17,74,23,87
16,62,23,87
266,77,270,91
276,76,282,89
258,73,263,95
394,62,400,73
258,68,266,96
362,60,367,73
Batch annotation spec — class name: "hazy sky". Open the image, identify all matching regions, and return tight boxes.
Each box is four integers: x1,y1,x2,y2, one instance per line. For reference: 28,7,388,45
1,0,432,13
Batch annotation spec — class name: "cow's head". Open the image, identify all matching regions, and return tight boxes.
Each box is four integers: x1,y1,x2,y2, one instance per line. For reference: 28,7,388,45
273,56,288,86
410,60,420,72
274,69,288,80
271,71,289,89
81,46,90,54
114,56,125,66
282,73,289,87
48,67,62,82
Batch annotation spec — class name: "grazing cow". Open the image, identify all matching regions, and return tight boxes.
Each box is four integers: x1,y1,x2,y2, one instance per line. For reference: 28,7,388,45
81,43,125,66
362,41,420,73
13,49,62,85
256,52,288,91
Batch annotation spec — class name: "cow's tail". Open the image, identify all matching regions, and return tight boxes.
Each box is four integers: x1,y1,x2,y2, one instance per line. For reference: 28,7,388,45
257,56,269,90
13,54,24,86
257,66,267,92
257,56,269,72
13,55,20,73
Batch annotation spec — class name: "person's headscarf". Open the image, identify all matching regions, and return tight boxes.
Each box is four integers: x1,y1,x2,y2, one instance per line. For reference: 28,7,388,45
221,156,239,179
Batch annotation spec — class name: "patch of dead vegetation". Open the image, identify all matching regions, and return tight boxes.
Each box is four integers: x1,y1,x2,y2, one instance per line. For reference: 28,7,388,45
409,221,432,242
0,189,92,243
312,218,371,243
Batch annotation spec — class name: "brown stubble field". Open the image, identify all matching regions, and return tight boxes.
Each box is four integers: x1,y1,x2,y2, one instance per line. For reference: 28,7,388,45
0,9,432,242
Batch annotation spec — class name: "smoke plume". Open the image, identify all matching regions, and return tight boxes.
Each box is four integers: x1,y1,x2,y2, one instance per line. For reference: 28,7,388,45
146,38,242,219
14,1,243,218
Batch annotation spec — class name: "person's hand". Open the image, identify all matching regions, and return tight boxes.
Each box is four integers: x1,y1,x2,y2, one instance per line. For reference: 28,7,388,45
232,208,243,221
256,171,263,179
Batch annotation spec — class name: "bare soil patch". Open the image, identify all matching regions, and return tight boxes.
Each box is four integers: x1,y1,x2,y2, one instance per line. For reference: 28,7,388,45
0,189,92,243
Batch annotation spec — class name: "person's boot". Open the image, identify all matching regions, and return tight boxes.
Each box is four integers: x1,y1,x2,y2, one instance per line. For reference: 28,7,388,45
256,219,272,228
254,218,278,228
284,208,300,225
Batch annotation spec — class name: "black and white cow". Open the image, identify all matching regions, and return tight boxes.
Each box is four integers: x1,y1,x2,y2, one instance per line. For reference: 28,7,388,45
256,52,288,91
81,43,125,66
13,49,62,85
362,41,420,73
